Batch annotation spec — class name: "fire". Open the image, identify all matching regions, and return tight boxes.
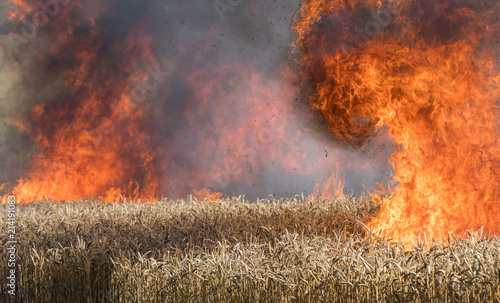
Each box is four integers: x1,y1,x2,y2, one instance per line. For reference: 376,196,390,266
294,0,500,243
2,1,164,203
3,0,359,204
192,188,224,203
1,0,425,210
307,165,345,200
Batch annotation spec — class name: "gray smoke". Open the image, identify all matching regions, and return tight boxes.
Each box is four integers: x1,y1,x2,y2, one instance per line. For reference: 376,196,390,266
0,0,393,199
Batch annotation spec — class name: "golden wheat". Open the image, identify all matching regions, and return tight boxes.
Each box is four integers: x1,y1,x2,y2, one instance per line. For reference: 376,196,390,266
1,196,498,302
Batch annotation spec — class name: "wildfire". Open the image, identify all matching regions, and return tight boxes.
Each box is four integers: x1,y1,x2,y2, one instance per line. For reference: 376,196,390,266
2,1,164,203
294,0,500,244
3,0,362,204
5,0,485,238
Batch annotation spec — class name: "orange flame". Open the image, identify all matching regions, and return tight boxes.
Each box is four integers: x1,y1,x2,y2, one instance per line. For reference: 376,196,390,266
308,165,345,200
2,2,163,203
192,188,224,203
294,0,500,244
3,0,455,209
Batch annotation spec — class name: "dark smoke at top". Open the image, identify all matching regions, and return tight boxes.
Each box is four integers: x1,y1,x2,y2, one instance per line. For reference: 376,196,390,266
0,0,393,200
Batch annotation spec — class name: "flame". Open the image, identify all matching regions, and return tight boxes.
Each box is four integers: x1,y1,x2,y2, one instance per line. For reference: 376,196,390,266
308,165,345,200
294,0,500,243
2,2,163,203
192,188,224,203
1,0,405,205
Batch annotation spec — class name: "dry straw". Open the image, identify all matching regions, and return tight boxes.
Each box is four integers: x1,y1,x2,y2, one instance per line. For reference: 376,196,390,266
0,196,498,302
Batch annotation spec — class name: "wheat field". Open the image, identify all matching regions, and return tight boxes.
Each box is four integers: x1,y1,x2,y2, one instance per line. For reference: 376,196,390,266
1,196,499,302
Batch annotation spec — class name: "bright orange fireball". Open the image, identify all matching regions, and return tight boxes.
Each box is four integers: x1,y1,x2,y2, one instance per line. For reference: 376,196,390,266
293,0,500,244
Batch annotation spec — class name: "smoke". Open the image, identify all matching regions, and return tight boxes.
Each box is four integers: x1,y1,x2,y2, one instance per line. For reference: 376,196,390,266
144,0,393,197
0,0,393,200
0,19,68,188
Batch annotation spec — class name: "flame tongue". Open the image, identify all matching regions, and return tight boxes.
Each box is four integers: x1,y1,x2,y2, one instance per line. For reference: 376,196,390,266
4,2,163,202
294,0,500,243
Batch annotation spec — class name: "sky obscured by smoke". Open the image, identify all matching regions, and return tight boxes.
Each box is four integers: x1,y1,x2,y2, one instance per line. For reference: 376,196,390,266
0,0,393,199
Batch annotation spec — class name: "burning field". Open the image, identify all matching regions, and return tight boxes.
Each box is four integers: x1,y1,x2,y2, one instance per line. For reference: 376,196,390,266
0,0,499,301
1,198,500,302
294,0,500,245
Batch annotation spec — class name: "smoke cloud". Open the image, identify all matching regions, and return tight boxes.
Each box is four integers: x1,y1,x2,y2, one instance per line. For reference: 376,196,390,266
0,0,393,201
